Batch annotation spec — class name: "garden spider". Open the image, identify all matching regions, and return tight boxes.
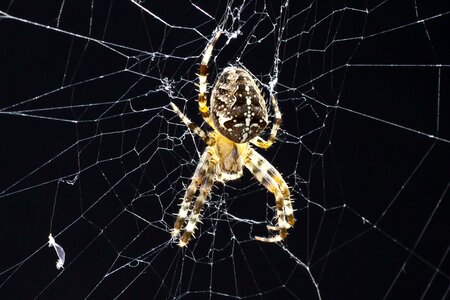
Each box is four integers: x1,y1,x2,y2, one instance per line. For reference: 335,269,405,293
170,30,295,247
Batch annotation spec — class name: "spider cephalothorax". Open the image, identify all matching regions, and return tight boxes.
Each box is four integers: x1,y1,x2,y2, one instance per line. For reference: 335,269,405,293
170,31,295,247
210,67,268,143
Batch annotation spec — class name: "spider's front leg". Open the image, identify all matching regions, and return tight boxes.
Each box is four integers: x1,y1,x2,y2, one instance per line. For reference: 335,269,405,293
244,148,295,243
172,147,217,247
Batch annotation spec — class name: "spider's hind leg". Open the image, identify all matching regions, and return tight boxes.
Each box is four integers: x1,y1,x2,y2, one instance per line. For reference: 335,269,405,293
251,95,282,149
198,30,222,127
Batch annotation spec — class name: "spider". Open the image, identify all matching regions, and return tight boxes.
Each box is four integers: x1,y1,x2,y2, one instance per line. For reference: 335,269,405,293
170,30,295,247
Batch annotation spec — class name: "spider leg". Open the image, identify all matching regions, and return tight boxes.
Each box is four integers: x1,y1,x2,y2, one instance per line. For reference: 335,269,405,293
172,148,213,240
244,148,295,243
198,30,222,128
251,94,282,149
170,102,213,145
178,149,217,247
266,161,295,227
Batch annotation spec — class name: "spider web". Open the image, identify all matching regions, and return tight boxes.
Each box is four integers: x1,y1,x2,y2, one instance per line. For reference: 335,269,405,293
1,0,449,299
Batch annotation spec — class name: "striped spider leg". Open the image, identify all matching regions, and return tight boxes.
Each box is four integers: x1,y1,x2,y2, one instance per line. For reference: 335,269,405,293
244,147,295,242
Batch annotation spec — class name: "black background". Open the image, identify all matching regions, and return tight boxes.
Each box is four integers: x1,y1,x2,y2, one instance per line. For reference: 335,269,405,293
1,1,449,299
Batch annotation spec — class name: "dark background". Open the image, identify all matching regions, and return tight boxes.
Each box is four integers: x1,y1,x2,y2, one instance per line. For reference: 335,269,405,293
0,1,449,299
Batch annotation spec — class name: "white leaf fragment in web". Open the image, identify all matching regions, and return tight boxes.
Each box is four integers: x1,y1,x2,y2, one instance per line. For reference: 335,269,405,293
48,234,65,270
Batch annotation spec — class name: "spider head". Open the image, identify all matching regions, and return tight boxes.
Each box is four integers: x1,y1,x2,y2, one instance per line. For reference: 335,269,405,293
210,67,268,143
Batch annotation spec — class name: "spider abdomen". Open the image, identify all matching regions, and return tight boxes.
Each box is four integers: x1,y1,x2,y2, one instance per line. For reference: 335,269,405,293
211,67,268,143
